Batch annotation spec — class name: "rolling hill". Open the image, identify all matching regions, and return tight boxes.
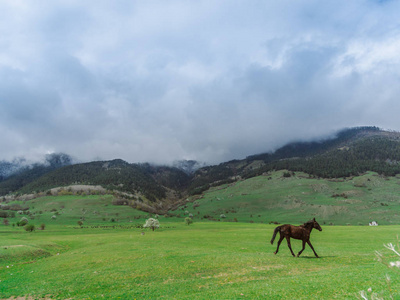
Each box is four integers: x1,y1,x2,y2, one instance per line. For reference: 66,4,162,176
1,126,400,218
179,170,400,225
187,126,400,194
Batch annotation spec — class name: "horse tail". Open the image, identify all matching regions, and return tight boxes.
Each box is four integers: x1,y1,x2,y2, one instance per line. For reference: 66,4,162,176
270,226,282,244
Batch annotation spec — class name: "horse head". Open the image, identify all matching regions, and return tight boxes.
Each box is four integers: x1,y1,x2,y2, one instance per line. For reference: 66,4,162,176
312,218,322,231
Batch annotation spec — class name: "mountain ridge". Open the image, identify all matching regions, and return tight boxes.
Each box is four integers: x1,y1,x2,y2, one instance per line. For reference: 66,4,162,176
2,126,400,214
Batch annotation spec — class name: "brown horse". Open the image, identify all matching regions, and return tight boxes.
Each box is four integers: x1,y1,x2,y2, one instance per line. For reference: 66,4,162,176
270,218,322,258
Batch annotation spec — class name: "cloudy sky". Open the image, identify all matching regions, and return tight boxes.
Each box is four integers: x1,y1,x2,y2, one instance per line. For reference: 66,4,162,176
1,0,400,165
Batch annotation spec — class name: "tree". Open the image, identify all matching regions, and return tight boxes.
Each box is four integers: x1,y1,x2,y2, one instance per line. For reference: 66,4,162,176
185,217,193,226
143,218,160,231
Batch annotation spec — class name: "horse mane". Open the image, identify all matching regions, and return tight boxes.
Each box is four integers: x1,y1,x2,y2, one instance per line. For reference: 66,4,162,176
302,220,314,227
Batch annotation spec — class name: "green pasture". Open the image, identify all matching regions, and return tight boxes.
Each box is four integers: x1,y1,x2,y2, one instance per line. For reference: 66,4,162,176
1,223,400,299
181,171,400,225
2,171,400,228
1,170,400,298
2,194,152,226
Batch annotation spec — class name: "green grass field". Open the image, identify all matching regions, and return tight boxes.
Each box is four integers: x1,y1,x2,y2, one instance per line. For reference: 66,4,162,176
1,222,400,299
181,171,400,225
1,171,400,299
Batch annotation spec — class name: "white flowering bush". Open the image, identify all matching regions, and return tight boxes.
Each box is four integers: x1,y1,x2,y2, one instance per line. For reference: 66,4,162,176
143,218,160,231
220,214,226,219
19,217,28,226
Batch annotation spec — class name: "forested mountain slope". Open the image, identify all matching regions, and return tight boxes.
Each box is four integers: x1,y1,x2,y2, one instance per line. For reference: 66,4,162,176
187,127,400,194
2,127,400,210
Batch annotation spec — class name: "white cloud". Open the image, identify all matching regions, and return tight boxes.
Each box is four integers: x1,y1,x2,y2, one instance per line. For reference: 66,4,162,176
1,0,400,164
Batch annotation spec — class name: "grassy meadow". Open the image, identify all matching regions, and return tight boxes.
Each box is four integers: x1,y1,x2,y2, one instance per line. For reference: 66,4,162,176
183,171,400,225
1,223,400,299
1,171,400,299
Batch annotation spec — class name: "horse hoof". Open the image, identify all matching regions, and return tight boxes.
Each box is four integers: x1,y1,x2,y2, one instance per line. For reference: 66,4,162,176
273,252,277,255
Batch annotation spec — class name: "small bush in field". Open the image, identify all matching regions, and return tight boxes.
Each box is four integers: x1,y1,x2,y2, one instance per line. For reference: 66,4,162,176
77,221,83,226
39,224,45,230
185,217,193,225
24,224,35,232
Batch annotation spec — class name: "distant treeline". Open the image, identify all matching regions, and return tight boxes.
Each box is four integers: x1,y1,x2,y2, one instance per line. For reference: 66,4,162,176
247,137,400,179
187,127,400,194
0,159,191,201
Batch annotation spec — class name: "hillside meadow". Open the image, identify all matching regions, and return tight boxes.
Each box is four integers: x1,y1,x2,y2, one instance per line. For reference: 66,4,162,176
183,171,400,225
1,222,400,299
1,170,400,299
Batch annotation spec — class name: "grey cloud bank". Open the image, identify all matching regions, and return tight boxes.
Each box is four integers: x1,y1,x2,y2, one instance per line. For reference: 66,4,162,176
1,1,400,164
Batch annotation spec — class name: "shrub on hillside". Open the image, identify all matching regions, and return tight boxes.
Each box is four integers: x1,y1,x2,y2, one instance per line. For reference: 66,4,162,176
185,217,193,226
19,217,28,226
39,224,45,230
24,224,35,232
143,218,160,231
112,198,130,206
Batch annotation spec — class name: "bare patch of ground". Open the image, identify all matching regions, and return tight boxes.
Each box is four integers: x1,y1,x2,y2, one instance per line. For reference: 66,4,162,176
50,184,107,194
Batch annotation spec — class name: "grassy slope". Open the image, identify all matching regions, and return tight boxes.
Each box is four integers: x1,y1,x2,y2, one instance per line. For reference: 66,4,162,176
180,170,400,225
1,170,400,298
1,223,399,299
3,194,153,227
2,170,400,227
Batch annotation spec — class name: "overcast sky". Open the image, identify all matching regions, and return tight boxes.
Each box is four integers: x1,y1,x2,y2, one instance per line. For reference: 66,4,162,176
1,0,400,165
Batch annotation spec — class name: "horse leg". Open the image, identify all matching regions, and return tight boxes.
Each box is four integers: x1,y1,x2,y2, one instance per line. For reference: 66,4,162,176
274,235,284,254
307,240,319,258
297,240,306,257
286,237,296,257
